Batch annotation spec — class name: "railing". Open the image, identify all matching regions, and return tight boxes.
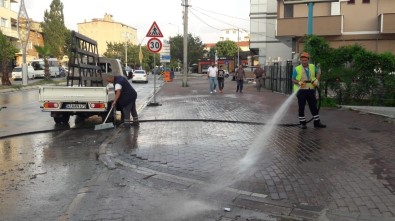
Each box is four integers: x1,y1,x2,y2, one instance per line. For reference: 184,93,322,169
265,61,294,95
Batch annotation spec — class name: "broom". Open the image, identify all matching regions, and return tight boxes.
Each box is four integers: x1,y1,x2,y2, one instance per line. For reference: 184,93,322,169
94,106,115,130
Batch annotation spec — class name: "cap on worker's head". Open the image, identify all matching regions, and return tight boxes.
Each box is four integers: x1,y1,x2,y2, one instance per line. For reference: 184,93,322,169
300,52,310,59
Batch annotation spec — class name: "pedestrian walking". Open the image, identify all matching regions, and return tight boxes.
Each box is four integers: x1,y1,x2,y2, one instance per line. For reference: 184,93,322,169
207,63,218,93
292,52,326,129
254,64,266,92
105,74,139,126
235,66,246,93
217,65,226,93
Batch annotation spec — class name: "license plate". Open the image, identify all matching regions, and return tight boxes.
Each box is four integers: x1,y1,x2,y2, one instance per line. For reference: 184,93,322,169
65,103,87,109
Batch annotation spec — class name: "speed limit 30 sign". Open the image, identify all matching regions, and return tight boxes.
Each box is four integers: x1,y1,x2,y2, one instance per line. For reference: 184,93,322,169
147,37,162,53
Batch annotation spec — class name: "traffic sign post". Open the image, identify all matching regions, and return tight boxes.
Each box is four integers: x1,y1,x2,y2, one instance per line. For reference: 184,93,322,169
146,37,162,53
146,22,163,107
146,21,163,37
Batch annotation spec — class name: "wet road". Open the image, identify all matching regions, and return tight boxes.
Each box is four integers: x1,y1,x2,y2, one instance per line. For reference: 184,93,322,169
0,75,162,138
0,75,162,220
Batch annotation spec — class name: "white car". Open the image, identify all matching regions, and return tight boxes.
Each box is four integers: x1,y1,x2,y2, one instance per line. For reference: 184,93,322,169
132,70,148,83
11,66,35,80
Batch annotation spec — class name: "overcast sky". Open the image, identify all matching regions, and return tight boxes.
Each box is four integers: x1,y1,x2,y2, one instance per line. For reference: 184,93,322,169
16,0,250,44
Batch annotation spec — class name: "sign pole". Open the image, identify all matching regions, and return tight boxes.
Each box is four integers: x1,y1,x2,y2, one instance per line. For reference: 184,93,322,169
148,52,161,106
146,22,163,106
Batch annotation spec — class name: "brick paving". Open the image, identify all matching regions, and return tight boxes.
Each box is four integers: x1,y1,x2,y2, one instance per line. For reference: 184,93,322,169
108,76,395,220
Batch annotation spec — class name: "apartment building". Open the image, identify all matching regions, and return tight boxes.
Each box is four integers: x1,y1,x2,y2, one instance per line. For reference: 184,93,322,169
276,0,395,57
78,13,138,56
1,0,19,63
219,28,250,42
14,21,44,66
1,0,44,66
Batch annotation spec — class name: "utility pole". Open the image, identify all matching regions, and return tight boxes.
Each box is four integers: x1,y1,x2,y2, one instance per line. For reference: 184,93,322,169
182,0,189,87
17,0,31,86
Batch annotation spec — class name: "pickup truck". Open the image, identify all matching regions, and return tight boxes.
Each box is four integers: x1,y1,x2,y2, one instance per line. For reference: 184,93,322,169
38,57,125,124
38,31,126,124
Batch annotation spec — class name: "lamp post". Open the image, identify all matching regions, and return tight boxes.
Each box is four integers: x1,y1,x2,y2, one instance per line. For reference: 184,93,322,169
237,28,240,68
17,0,31,86
124,32,131,68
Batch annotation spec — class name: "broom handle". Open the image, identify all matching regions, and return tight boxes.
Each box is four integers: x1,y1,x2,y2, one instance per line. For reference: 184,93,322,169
103,106,114,123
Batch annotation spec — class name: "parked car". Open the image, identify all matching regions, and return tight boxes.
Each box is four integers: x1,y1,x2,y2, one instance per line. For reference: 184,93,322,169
132,70,148,83
11,66,35,80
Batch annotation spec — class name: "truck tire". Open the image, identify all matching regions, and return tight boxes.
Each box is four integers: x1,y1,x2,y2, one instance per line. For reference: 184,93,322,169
53,114,70,124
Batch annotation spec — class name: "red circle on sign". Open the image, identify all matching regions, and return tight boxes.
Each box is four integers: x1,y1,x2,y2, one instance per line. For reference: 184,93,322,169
147,37,162,53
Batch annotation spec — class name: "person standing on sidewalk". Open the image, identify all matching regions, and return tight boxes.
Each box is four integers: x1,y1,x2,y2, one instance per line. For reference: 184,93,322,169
254,64,266,92
207,63,218,93
105,74,139,126
235,66,246,93
217,65,226,93
292,52,326,129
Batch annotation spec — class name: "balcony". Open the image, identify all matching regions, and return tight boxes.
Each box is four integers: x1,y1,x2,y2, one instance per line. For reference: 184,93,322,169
0,26,19,39
276,15,342,37
379,13,395,34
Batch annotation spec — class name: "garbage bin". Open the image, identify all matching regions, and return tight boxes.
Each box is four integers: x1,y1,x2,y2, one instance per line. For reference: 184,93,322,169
163,71,171,82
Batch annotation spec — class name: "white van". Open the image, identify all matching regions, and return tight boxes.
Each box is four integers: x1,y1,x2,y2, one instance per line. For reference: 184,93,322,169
30,58,60,78
11,66,35,80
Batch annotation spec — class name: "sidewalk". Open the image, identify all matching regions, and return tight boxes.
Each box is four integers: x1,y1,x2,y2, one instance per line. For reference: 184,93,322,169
93,76,395,221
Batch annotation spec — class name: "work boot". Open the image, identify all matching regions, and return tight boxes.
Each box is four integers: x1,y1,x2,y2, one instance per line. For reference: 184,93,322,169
300,122,307,129
132,117,140,127
314,120,326,128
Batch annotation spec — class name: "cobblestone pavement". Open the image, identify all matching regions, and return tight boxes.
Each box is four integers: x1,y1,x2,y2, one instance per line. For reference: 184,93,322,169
103,76,395,221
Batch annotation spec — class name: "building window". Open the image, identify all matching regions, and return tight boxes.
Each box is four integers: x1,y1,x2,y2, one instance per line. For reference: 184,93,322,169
1,18,7,27
362,0,370,3
347,0,355,4
284,4,294,18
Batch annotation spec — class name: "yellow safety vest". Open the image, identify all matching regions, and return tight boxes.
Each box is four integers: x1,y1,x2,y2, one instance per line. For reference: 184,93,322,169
293,64,317,92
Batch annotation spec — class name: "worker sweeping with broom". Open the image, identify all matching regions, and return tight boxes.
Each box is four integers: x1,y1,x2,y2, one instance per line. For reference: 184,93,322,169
292,52,326,129
105,73,139,127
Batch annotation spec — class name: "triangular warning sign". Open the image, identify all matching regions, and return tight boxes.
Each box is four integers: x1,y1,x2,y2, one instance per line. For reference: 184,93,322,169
146,21,163,37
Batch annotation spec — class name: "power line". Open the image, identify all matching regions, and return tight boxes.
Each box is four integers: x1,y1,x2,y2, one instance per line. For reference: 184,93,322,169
190,8,242,30
189,9,222,31
192,6,250,23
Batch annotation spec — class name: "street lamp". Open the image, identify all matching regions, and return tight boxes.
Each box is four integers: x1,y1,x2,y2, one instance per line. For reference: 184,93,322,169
124,32,131,68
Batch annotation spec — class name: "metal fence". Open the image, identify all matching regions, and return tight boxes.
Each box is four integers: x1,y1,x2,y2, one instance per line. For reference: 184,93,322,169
264,61,294,95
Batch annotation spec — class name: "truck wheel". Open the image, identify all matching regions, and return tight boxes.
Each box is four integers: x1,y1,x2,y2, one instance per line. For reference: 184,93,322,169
101,111,114,123
53,114,70,124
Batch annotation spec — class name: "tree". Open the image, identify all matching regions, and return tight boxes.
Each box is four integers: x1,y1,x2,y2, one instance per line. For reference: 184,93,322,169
41,0,69,59
215,40,238,58
104,42,158,71
0,31,18,86
169,34,205,67
34,44,51,80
